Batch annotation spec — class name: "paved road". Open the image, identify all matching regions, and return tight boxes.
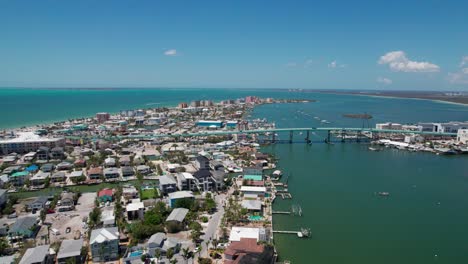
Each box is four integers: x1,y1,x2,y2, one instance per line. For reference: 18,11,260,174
200,193,226,258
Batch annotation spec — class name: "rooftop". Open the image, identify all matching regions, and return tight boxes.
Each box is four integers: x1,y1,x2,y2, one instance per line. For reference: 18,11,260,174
166,208,189,222
0,132,63,144
19,245,50,264
57,239,83,259
90,227,119,244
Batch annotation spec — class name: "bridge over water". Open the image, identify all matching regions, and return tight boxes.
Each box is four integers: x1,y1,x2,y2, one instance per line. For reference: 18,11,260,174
66,127,457,143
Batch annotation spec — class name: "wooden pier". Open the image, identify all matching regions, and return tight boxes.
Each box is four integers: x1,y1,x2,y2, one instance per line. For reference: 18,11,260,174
272,211,291,214
273,228,311,238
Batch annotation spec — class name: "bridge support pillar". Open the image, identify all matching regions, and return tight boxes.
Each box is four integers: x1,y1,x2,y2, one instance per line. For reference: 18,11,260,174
272,133,276,143
306,131,311,143
326,130,331,143
341,130,345,142
289,131,293,144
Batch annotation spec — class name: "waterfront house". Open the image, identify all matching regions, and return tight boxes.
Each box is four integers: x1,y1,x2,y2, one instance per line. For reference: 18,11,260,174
168,191,195,208
98,188,114,203
28,196,49,211
59,192,75,208
9,171,29,186
68,170,84,182
241,199,263,212
87,167,103,180
243,165,263,176
229,227,267,242
9,216,38,239
90,227,120,263
240,186,266,197
19,245,53,264
56,161,72,170
30,171,50,186
57,238,84,264
159,175,177,195
103,167,120,179
224,238,274,264
121,166,134,177
2,165,22,175
40,163,54,172
51,171,66,183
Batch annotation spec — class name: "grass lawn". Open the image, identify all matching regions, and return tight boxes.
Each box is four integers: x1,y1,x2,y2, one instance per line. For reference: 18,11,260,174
141,188,159,200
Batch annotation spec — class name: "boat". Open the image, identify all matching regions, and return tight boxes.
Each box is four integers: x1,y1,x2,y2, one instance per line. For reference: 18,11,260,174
368,147,380,151
377,192,390,197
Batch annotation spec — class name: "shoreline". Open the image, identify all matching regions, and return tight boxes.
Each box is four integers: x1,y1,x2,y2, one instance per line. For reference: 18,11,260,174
315,91,468,107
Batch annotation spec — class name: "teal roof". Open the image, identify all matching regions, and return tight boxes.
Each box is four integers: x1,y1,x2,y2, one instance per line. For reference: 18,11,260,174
11,171,29,177
244,175,263,181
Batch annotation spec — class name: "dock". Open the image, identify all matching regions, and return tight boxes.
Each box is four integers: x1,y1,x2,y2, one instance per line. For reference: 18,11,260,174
272,211,291,214
273,228,311,238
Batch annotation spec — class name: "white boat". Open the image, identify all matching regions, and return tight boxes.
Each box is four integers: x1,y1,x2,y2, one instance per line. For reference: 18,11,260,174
368,147,380,151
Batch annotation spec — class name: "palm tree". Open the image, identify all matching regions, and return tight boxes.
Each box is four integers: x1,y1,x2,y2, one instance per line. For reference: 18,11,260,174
170,258,178,264
181,247,190,263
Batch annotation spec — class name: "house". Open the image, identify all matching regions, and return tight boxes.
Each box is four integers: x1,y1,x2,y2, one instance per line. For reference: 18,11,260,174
60,192,75,209
51,171,66,183
9,171,29,186
224,238,274,264
19,245,53,264
243,166,263,176
40,163,54,172
141,148,161,160
194,155,210,170
241,199,263,212
176,172,197,191
30,171,50,186
98,188,113,203
50,147,65,160
102,208,116,227
229,227,267,242
74,159,86,168
168,191,195,208
9,216,38,239
2,165,22,175
36,146,50,160
87,167,103,180
0,189,7,207
122,185,139,200
240,186,266,197
457,129,468,144
90,227,120,263
147,232,166,257
193,169,216,192
159,175,177,195
28,196,49,211
57,239,84,264
56,162,73,170
104,157,116,167
126,199,145,220
121,166,134,177
68,170,85,182
166,208,189,224
103,167,120,179
119,155,131,166
136,165,150,174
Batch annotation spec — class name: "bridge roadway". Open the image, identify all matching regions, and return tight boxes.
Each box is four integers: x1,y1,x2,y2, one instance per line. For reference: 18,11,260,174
66,127,457,140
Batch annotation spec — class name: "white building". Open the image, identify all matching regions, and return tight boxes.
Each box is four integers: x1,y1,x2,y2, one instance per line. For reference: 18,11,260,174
0,132,65,155
229,227,267,242
457,129,468,144
375,123,403,130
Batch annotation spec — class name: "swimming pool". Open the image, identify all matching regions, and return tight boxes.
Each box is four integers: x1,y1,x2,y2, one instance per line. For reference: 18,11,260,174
129,251,143,257
249,215,263,221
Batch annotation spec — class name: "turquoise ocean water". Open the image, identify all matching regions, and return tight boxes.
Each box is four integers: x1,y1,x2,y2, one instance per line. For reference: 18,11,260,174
2,88,468,263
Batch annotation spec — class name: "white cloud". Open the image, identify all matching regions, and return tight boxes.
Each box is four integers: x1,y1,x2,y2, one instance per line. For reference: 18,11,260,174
164,49,178,56
460,56,468,67
377,77,392,85
378,51,440,72
448,56,468,84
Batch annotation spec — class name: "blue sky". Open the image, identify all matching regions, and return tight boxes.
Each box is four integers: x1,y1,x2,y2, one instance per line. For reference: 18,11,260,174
1,0,467,90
